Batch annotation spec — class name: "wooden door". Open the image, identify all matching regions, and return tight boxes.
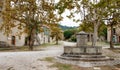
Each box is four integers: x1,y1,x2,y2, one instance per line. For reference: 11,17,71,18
119,36,120,43
11,36,15,45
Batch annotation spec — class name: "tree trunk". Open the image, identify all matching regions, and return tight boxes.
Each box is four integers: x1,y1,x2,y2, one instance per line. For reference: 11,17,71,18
29,35,34,50
56,37,58,45
110,25,114,49
28,28,36,51
92,23,98,46
35,33,41,45
89,33,92,42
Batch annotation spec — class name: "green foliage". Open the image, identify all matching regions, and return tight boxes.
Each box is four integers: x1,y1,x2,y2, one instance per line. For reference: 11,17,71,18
79,22,93,33
1,0,62,35
69,35,76,42
56,0,119,47
98,23,107,37
55,0,75,14
79,22,107,39
64,30,73,39
50,24,63,44
0,0,62,50
64,29,77,40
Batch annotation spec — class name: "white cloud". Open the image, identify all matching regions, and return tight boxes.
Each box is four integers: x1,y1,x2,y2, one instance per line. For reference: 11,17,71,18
59,9,80,27
60,18,80,27
54,0,81,27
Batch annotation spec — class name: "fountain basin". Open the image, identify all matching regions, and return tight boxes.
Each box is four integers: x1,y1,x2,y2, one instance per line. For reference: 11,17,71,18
59,46,112,61
58,31,113,64
63,46,102,55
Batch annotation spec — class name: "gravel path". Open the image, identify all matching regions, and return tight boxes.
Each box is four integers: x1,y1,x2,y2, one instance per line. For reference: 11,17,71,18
103,49,120,59
0,45,63,70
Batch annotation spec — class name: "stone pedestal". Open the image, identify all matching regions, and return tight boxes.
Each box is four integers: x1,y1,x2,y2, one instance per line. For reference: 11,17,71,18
76,31,88,46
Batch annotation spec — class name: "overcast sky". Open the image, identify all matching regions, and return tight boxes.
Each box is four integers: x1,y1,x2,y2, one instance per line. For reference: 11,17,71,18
59,10,80,27
55,0,80,27
55,0,99,27
60,18,80,27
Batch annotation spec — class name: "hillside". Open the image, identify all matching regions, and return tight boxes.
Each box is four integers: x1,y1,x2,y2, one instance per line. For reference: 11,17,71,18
59,25,77,31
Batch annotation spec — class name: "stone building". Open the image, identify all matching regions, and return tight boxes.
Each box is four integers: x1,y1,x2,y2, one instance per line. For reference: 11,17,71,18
107,25,120,43
0,0,55,47
0,19,54,47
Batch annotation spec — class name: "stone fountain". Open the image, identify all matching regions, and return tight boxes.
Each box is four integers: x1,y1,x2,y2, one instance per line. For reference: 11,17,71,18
59,31,111,61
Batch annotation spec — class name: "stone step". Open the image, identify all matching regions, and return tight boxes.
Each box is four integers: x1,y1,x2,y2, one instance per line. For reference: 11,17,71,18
62,54,106,58
63,53,102,55
58,56,112,61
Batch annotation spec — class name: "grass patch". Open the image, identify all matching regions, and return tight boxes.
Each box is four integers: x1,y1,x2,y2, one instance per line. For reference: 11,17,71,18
41,57,120,70
40,43,54,47
105,42,120,46
43,57,80,70
41,57,81,70
87,42,109,46
0,48,13,51
16,46,29,51
37,57,54,62
44,57,54,62
51,63,74,70
0,42,56,51
42,57,54,62
51,62,82,70
0,46,29,52
114,43,120,46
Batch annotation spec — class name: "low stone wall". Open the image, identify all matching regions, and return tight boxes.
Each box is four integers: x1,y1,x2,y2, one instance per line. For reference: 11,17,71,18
64,46,102,55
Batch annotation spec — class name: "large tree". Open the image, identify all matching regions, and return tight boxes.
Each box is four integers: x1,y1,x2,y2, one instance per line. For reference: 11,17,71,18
79,22,107,41
1,0,61,50
81,0,120,48
56,0,120,47
50,24,63,44
56,0,104,46
99,0,120,48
